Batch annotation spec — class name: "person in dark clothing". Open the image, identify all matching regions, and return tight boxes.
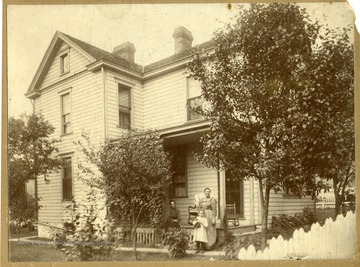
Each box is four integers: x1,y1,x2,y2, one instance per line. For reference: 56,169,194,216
165,200,181,231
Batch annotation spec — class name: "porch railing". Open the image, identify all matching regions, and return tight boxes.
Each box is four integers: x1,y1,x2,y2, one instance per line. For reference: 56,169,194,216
113,226,195,246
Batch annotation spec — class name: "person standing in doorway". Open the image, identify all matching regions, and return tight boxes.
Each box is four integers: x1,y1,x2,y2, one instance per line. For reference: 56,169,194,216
199,188,217,249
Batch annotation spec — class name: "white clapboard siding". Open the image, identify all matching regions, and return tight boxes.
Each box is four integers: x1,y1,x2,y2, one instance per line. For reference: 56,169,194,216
165,144,218,222
39,41,91,89
267,191,314,225
105,70,144,139
35,68,106,228
238,211,356,260
143,69,188,130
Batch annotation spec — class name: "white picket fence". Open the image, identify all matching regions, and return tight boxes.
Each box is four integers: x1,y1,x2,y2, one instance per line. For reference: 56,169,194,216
316,189,336,209
238,211,356,260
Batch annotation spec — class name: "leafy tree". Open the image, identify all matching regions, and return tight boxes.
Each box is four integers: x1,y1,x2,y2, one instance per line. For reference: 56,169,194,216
291,27,354,215
77,130,172,260
187,3,332,250
8,113,62,221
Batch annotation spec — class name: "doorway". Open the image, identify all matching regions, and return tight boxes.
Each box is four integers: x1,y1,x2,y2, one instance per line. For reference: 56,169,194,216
225,170,244,218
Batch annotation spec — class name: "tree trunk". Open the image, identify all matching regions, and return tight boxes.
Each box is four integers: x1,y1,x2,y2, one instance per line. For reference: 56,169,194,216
258,179,271,251
260,186,271,251
34,174,38,221
132,226,137,260
333,179,342,216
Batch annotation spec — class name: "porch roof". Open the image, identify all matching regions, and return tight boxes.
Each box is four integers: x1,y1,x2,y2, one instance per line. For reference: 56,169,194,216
160,120,210,146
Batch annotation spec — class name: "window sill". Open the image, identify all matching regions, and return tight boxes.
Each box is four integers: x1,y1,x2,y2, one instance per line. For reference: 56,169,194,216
186,118,204,123
61,200,72,203
60,71,70,77
117,125,131,130
170,196,188,199
60,132,73,137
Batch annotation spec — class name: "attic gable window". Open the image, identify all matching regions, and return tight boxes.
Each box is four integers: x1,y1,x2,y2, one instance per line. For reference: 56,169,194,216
118,84,131,129
60,51,69,75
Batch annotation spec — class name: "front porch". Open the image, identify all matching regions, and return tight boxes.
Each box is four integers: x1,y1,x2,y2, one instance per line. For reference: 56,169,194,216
113,223,257,247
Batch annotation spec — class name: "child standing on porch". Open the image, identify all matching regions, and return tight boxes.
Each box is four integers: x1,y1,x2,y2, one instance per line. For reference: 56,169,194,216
192,209,208,254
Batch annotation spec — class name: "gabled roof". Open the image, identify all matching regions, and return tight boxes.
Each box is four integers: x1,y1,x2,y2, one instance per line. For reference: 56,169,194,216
61,32,143,73
143,40,213,73
26,31,214,96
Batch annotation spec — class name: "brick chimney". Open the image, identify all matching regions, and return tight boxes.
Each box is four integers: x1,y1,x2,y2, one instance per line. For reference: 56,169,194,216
113,42,136,63
172,26,193,54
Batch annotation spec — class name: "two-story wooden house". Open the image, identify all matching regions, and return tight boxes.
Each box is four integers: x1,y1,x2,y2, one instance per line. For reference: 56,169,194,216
25,27,315,238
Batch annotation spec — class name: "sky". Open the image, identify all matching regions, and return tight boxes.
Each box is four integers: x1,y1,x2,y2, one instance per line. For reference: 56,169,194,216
6,2,357,118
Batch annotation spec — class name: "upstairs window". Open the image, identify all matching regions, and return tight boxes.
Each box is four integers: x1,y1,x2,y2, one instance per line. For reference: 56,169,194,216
62,157,72,201
118,84,131,128
60,52,69,75
187,78,202,121
61,93,71,134
169,146,187,198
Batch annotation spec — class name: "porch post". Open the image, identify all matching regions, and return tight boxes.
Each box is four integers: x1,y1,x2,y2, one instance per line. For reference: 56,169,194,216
249,177,255,225
258,180,263,225
217,168,221,218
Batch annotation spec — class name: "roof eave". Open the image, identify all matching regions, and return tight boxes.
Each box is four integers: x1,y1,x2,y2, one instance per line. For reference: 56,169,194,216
25,90,41,99
86,59,143,80
27,31,96,94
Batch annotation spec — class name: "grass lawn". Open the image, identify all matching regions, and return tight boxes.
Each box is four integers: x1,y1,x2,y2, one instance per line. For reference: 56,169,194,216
9,241,220,262
9,230,38,240
9,241,66,262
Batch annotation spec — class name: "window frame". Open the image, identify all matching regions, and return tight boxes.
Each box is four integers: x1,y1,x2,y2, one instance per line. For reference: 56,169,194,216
62,156,73,202
169,146,188,198
59,88,72,136
186,77,203,122
59,49,70,76
187,96,203,121
117,84,132,129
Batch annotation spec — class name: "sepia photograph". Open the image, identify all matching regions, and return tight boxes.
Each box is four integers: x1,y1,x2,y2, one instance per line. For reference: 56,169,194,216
3,0,358,265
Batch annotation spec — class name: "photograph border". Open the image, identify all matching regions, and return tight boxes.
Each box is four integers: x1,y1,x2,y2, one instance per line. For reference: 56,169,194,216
2,0,359,266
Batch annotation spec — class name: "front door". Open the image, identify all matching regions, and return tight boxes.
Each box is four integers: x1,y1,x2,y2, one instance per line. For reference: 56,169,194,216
225,170,244,218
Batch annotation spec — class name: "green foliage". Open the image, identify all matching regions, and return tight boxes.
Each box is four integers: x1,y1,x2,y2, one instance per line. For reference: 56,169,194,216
8,113,62,220
163,228,189,258
187,2,354,247
223,208,316,259
76,130,172,258
223,234,261,260
59,194,114,261
268,207,317,240
97,130,172,228
51,229,67,249
292,25,354,215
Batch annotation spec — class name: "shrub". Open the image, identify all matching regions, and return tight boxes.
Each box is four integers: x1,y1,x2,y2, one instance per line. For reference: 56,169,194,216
51,229,67,249
56,196,115,261
163,228,189,258
268,207,317,240
224,234,261,260
223,208,317,259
